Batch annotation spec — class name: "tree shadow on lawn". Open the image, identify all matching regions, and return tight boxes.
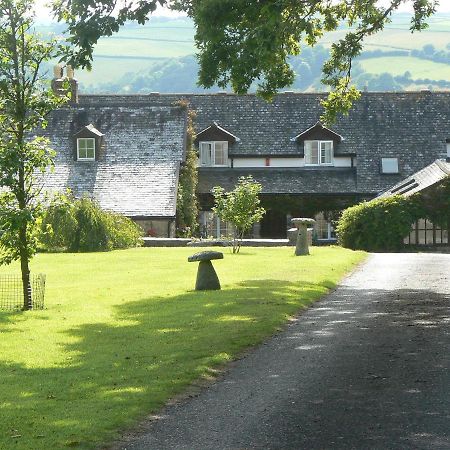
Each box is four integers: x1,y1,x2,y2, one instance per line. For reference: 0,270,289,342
0,278,332,449
1,282,449,449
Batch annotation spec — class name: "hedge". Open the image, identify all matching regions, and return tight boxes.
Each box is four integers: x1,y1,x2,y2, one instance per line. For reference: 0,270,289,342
336,196,419,251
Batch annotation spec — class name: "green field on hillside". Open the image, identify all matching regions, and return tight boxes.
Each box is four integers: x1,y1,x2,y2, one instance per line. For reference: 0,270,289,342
359,56,450,80
37,14,450,89
322,14,450,51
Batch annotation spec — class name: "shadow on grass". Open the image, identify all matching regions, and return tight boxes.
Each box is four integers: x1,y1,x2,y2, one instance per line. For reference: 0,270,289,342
0,278,331,449
1,279,449,449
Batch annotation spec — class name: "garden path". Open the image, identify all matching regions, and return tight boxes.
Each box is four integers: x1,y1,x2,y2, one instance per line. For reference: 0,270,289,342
116,253,450,450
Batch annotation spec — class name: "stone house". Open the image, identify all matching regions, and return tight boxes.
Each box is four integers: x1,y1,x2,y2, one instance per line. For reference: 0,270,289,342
44,74,188,237
180,91,450,241
44,71,450,239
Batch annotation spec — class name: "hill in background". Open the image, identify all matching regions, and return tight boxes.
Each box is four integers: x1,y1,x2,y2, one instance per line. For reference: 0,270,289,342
38,13,450,94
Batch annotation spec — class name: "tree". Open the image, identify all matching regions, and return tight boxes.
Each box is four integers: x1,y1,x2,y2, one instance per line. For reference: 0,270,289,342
0,0,68,309
53,0,436,123
212,176,265,254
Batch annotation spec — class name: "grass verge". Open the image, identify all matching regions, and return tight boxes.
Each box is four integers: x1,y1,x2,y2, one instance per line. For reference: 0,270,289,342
0,246,366,449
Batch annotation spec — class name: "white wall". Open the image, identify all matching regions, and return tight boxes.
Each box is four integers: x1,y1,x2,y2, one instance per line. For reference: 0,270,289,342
198,156,354,168
231,156,352,168
333,156,353,167
232,158,266,167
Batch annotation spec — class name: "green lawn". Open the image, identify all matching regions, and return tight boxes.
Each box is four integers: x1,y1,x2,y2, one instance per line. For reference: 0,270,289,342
0,246,365,449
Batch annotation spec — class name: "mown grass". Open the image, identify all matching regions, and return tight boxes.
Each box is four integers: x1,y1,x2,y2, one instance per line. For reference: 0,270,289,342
0,246,365,449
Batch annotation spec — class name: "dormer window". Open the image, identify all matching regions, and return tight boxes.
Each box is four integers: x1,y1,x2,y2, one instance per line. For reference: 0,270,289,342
73,123,104,162
199,141,228,167
305,141,333,166
292,121,342,167
77,138,96,161
195,122,238,167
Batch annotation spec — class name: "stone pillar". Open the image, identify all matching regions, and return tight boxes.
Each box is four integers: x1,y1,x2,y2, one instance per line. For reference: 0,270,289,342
291,218,316,256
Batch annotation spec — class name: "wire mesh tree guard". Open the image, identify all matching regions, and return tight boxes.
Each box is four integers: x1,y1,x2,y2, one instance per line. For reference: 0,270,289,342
0,274,46,311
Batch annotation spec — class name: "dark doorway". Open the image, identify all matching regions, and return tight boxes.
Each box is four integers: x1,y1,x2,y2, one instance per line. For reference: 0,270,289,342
260,210,287,238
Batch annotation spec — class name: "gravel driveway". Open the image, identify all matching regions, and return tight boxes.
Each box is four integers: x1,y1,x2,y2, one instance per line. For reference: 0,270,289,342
116,253,450,450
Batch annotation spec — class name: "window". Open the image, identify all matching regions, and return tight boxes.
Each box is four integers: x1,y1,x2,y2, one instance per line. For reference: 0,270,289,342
199,211,233,238
314,212,337,241
77,138,95,160
199,141,228,166
304,141,333,166
381,157,399,174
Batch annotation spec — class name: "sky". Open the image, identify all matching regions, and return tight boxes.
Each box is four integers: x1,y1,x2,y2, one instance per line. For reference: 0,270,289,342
34,0,450,23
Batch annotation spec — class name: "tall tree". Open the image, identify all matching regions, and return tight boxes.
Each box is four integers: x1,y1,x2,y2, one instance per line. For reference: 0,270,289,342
53,0,437,122
0,0,67,309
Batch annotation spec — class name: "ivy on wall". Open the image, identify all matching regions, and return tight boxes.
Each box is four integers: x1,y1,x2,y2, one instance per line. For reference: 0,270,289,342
174,100,199,237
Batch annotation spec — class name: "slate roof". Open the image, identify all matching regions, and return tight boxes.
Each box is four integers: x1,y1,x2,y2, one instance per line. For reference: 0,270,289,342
379,159,450,198
124,91,449,195
42,99,187,217
197,167,358,195
55,92,449,205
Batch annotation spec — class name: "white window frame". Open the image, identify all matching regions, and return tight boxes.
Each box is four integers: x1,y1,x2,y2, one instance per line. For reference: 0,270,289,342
77,138,96,161
199,141,228,167
381,157,399,174
304,140,334,166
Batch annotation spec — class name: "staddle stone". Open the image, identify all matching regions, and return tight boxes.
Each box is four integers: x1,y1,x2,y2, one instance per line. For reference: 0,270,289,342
291,218,315,256
188,251,224,290
188,251,224,262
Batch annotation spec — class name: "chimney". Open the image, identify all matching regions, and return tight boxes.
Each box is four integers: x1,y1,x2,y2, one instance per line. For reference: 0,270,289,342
51,64,78,103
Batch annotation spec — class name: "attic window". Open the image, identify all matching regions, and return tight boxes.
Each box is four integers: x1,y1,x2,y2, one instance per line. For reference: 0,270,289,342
199,141,228,167
381,157,399,174
73,124,104,162
77,138,95,160
305,141,333,166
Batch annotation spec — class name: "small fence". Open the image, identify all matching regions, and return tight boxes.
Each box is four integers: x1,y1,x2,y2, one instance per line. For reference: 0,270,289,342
0,274,46,311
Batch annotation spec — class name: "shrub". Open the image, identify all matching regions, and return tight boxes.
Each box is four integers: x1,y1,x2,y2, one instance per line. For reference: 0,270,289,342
40,195,142,252
40,194,77,250
212,176,265,253
336,196,418,251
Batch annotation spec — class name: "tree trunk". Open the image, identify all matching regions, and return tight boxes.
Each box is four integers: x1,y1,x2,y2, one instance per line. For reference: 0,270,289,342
19,224,32,310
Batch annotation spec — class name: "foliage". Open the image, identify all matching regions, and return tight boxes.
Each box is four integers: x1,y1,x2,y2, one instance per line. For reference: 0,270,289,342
0,246,365,449
53,0,437,123
40,194,142,252
0,0,68,309
175,101,199,237
39,193,78,250
336,196,420,251
212,176,265,253
413,177,450,228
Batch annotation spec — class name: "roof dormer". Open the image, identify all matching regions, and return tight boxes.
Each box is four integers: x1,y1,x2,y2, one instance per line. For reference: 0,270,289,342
290,121,343,143
194,122,240,145
73,124,104,161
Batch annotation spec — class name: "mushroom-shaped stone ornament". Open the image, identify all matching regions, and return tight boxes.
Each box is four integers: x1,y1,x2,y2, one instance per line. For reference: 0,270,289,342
291,218,316,256
188,251,224,290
